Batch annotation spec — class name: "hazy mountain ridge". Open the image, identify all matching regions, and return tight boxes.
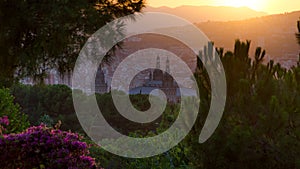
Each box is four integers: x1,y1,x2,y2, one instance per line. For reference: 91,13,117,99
196,10,300,68
145,5,268,22
146,10,300,68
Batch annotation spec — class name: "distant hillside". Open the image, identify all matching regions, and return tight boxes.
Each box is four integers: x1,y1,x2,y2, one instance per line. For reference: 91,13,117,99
144,5,267,23
196,11,300,68
147,11,300,68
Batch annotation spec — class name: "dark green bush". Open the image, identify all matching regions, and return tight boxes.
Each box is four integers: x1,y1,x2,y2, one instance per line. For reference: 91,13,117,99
10,84,80,132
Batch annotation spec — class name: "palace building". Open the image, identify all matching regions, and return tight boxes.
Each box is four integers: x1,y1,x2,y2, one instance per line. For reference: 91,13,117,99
129,56,185,103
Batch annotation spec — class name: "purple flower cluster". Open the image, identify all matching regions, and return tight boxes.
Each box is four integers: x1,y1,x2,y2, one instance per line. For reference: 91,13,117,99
0,115,9,134
0,124,98,169
0,116,9,126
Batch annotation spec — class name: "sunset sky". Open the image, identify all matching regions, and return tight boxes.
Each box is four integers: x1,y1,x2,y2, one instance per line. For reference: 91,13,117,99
146,0,300,14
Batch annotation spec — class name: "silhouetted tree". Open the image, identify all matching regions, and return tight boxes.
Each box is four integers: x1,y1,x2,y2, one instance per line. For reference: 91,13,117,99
296,19,300,67
0,0,145,87
296,19,300,45
187,38,300,169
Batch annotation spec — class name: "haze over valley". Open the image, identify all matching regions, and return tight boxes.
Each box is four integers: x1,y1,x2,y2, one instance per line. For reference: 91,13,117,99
132,6,300,68
145,5,268,23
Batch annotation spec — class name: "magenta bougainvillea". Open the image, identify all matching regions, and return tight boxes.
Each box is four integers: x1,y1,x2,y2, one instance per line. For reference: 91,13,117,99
0,115,9,134
0,116,9,126
0,124,97,169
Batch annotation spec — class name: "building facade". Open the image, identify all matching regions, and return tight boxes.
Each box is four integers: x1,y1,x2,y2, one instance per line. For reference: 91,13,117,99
129,56,180,103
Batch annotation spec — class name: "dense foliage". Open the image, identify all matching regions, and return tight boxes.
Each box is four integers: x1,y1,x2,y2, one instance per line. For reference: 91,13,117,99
185,40,300,169
10,84,79,131
10,84,178,136
0,124,99,169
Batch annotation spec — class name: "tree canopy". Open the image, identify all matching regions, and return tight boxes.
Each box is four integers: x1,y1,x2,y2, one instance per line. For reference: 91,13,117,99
0,0,145,87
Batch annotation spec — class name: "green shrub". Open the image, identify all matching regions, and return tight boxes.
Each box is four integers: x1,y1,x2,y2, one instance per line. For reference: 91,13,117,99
37,114,54,127
0,88,29,133
10,84,80,132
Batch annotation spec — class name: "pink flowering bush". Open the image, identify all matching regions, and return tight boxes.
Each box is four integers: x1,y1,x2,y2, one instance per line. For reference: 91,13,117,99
0,115,9,134
0,115,9,125
0,125,97,169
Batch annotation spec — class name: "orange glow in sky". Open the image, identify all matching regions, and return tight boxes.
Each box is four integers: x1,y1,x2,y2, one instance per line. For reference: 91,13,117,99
146,0,300,14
